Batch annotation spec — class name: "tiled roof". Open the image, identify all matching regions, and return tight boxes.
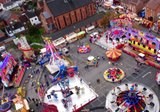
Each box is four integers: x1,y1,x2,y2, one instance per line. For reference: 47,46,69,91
49,12,105,40
25,11,36,18
46,0,92,17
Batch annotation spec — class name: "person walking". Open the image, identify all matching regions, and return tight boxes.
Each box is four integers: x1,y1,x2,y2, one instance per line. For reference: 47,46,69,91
80,78,83,83
28,97,31,102
97,79,100,83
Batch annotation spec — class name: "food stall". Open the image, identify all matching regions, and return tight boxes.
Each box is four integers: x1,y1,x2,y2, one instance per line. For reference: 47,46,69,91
76,31,86,39
85,25,95,33
52,37,67,48
65,32,77,43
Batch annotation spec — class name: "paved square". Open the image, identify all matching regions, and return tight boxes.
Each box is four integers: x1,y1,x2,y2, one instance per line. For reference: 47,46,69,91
68,34,160,111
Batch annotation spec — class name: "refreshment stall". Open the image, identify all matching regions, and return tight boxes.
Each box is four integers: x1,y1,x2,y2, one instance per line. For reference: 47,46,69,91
52,37,67,48
76,31,86,39
65,32,77,43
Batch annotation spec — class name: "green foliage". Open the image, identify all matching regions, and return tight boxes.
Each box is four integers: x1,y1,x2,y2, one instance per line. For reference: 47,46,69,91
25,26,44,49
31,44,43,49
100,11,119,29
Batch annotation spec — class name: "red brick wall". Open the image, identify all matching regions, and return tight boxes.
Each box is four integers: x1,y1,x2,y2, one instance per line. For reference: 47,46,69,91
75,8,82,22
42,2,96,32
64,13,71,26
57,15,66,29
81,7,87,19
70,11,77,24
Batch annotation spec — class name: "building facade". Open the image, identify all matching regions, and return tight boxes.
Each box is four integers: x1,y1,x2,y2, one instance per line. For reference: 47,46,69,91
145,0,160,21
121,0,149,13
38,0,96,33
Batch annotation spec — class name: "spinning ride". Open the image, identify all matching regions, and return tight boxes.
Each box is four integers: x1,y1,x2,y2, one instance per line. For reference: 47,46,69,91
116,90,146,112
106,48,122,61
0,53,25,87
103,68,125,82
77,44,91,54
105,83,160,112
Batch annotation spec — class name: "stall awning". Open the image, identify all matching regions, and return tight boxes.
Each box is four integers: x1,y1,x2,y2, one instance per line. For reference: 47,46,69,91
52,37,66,46
66,32,77,40
77,31,86,36
85,25,95,32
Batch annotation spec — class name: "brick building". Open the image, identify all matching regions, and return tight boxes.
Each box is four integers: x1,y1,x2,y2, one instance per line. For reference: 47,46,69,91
145,0,160,21
121,0,149,13
38,0,96,33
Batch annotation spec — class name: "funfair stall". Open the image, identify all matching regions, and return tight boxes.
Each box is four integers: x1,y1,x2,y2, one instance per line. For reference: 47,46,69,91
65,32,77,43
52,37,67,48
76,31,86,39
44,75,98,112
85,25,95,33
0,52,25,87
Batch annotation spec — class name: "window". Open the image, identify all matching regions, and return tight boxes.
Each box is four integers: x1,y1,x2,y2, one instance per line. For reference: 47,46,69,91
143,45,145,48
148,47,151,50
133,41,135,44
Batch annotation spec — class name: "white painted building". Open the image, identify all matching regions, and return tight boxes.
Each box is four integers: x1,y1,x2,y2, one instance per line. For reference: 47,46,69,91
25,11,41,25
5,22,25,37
2,0,25,10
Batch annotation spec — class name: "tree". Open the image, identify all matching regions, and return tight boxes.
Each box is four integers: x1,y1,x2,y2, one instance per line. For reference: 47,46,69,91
100,11,120,29
26,26,44,46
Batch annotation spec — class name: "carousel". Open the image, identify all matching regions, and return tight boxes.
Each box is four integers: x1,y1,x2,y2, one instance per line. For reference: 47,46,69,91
106,48,122,61
103,68,125,82
77,43,91,54
105,83,160,112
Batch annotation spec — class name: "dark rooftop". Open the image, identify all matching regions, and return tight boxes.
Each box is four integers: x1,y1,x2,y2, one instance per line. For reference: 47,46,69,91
25,11,36,18
19,14,28,24
3,2,13,7
6,22,24,32
49,12,105,40
0,10,11,21
46,0,92,17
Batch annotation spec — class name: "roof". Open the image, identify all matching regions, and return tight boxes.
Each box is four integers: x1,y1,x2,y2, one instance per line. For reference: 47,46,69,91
146,0,160,10
122,0,149,12
0,10,11,21
46,0,93,17
3,1,14,7
6,22,24,31
42,11,52,19
48,12,105,40
25,11,36,18
0,30,5,38
19,14,28,23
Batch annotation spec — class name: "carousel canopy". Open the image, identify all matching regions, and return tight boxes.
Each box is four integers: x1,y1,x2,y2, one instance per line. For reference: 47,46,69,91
106,48,122,59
